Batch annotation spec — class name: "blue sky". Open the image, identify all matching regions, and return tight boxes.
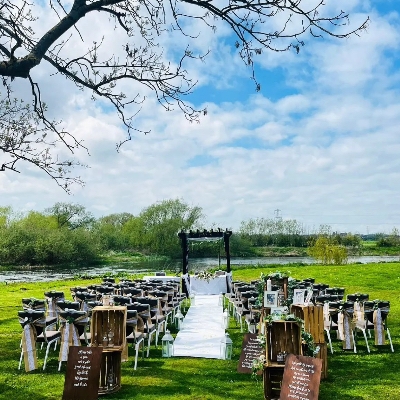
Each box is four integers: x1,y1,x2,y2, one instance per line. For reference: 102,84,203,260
1,0,400,234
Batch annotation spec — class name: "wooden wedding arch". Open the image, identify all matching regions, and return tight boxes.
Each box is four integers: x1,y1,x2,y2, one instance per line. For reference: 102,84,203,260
177,229,233,275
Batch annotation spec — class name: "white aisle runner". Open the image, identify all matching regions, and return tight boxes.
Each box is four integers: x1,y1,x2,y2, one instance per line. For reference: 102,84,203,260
173,295,225,359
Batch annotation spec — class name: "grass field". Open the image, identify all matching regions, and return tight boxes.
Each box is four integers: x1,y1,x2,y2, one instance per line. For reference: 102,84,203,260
0,262,399,400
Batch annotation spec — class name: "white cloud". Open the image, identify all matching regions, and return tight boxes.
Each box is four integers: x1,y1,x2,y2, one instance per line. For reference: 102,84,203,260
2,1,400,235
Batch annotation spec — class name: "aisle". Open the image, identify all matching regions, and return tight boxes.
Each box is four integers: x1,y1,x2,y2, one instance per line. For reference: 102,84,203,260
173,294,225,359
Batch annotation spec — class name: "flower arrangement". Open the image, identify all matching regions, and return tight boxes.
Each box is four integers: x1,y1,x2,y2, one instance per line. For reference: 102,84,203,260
252,354,266,378
196,271,214,282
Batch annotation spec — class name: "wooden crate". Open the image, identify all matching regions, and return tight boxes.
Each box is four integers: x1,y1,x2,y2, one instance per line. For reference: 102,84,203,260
263,366,284,400
265,321,302,365
98,351,122,395
291,304,325,343
314,342,328,380
91,306,127,350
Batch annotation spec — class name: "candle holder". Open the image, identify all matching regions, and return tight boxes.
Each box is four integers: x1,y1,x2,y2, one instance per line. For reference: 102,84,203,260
218,293,223,307
162,330,174,357
107,329,114,347
220,333,233,360
175,309,184,330
222,309,230,329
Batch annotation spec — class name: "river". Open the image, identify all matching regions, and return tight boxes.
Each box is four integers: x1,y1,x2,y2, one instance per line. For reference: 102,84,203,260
1,255,399,283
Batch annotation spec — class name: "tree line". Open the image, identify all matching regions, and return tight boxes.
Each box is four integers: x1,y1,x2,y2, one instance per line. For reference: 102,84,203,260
0,199,387,266
0,199,204,265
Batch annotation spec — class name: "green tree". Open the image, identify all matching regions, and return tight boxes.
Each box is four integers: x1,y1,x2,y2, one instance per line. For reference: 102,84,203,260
137,199,203,257
376,228,400,248
94,213,135,251
45,202,94,229
239,217,307,247
341,233,362,249
0,208,100,265
0,206,11,228
307,236,348,265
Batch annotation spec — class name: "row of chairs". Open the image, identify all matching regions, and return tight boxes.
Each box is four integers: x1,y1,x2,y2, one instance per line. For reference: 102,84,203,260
225,281,259,333
324,299,393,353
226,279,394,356
18,279,187,371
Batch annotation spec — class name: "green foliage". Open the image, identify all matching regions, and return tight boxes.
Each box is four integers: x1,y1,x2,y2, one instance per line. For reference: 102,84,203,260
338,233,362,248
0,207,100,265
239,217,308,247
307,236,348,265
44,202,94,229
229,234,256,256
94,213,135,251
0,206,11,228
376,228,400,248
135,199,203,258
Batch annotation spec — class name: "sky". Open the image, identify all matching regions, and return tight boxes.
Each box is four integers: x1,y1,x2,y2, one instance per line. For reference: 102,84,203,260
1,0,400,234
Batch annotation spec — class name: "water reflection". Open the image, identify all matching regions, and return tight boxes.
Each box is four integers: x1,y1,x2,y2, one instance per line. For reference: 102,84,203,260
1,255,399,283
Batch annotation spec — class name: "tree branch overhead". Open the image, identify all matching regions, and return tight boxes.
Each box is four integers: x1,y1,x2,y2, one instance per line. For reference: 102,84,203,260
0,0,369,190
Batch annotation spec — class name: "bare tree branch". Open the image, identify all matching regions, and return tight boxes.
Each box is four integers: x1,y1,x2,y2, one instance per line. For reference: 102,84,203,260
0,0,369,190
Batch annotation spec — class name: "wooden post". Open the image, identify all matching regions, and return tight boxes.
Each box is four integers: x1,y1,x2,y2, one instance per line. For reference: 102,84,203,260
178,231,189,275
224,230,232,273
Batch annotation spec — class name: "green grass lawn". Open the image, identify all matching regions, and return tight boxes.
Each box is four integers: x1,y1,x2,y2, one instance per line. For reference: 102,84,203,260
0,262,399,399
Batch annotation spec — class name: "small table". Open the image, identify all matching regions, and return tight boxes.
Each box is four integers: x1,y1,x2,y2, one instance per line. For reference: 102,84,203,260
190,275,227,295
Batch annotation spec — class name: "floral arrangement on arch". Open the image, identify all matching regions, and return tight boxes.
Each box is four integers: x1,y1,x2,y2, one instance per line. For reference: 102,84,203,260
196,271,214,282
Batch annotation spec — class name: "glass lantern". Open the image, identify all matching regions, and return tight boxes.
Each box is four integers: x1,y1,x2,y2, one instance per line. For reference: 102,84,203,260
107,329,114,347
218,293,223,307
162,330,174,358
175,309,184,330
220,333,233,360
190,291,195,306
222,309,230,329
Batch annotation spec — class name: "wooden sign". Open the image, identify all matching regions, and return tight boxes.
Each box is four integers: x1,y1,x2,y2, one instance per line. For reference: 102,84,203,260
237,333,263,374
280,354,322,400
62,346,103,400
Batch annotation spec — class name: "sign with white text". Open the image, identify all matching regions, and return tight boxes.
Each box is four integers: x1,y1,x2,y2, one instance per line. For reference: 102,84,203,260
237,333,263,374
62,346,103,400
280,354,322,400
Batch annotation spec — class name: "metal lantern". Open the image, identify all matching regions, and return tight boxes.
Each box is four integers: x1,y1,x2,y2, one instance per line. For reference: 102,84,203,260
175,309,184,330
162,330,174,358
222,309,230,329
220,333,233,360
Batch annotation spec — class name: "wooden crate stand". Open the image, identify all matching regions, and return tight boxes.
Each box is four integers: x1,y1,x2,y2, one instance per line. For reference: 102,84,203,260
291,304,328,379
291,304,325,343
263,321,302,400
98,351,122,395
91,306,127,396
265,321,302,365
91,306,127,350
263,366,284,400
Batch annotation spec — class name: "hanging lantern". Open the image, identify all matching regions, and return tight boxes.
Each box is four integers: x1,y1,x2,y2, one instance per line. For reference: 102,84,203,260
220,333,233,360
222,309,230,329
175,309,184,330
162,330,174,358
